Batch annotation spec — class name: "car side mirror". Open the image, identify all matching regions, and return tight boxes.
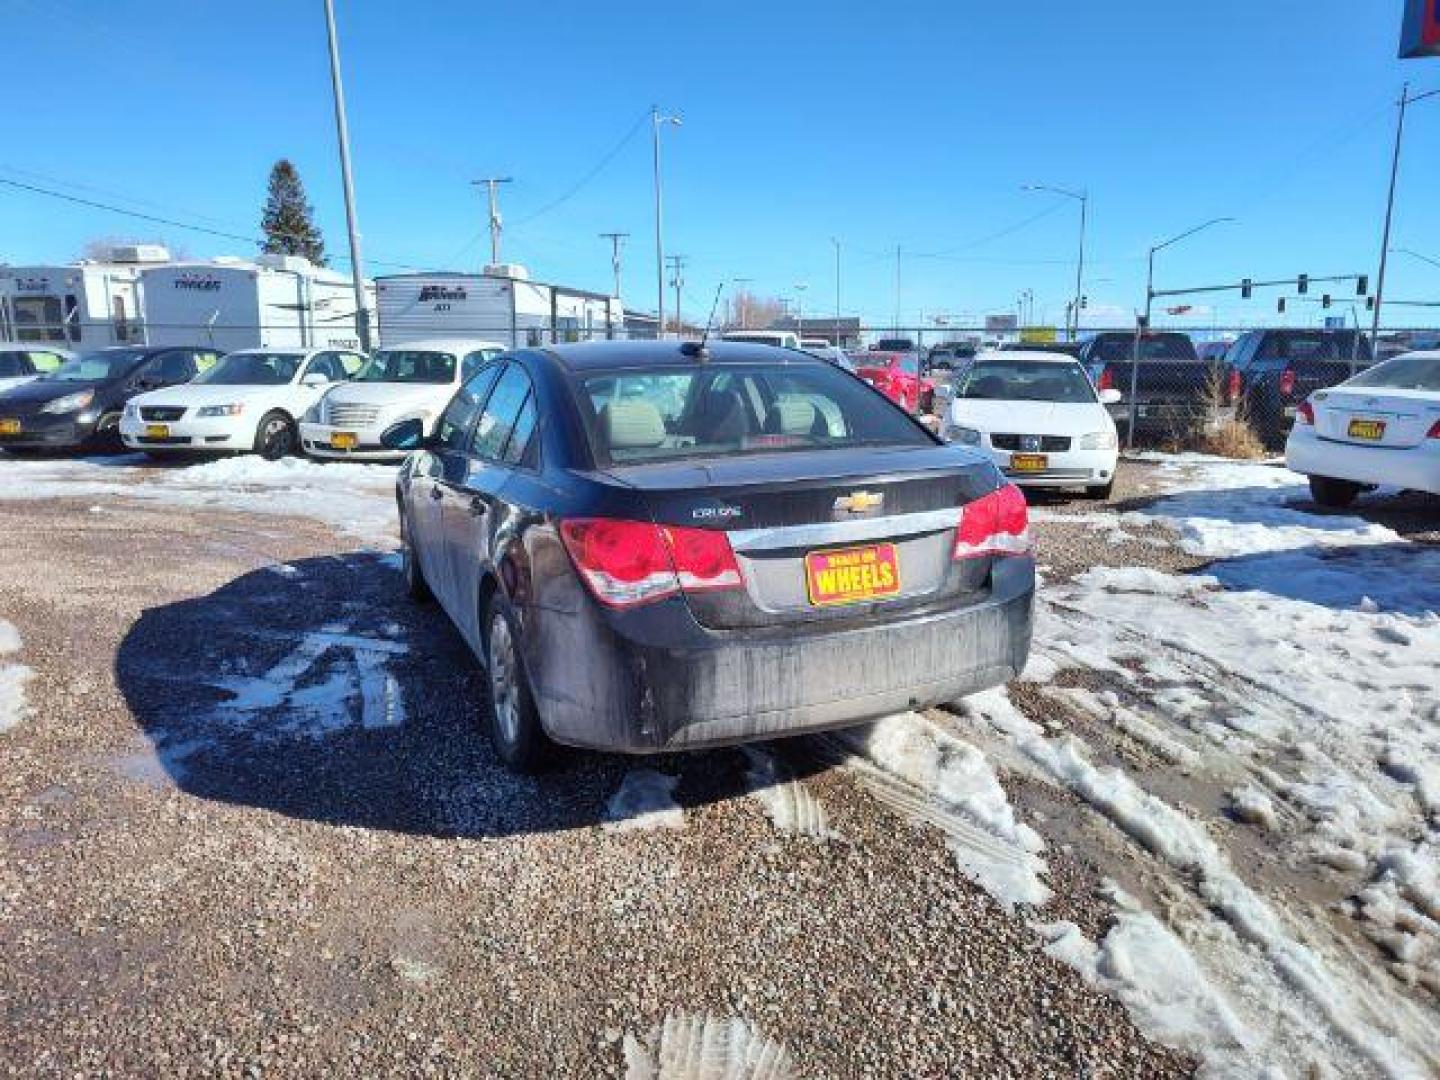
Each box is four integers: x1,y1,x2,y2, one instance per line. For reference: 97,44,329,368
380,417,426,451
1099,388,1123,405
301,372,330,387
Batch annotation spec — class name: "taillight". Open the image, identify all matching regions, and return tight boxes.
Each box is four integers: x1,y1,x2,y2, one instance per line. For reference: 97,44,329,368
1296,400,1315,426
953,485,1034,560
1279,367,1297,397
1427,419,1440,439
1097,367,1114,392
559,518,742,608
1227,368,1242,403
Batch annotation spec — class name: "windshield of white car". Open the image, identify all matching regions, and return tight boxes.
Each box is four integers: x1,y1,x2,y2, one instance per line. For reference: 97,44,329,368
353,350,456,384
578,362,932,465
43,350,147,381
1343,353,1440,391
957,360,1098,403
195,352,302,386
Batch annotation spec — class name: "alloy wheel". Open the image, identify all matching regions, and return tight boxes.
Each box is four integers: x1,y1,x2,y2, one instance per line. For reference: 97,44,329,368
488,612,520,747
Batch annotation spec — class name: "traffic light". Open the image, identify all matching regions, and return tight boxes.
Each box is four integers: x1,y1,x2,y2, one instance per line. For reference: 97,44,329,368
1277,297,1287,314
1241,278,1254,299
1356,275,1369,297
1298,274,1309,295
1322,294,1332,309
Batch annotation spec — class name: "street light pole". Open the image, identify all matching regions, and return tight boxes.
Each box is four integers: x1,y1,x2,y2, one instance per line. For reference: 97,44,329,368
1022,184,1086,339
795,282,808,340
732,277,752,328
651,106,682,338
1371,84,1440,349
831,237,841,345
320,0,371,352
1127,217,1237,451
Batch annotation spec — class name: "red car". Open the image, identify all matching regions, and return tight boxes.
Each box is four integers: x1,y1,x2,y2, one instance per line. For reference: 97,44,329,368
852,351,935,413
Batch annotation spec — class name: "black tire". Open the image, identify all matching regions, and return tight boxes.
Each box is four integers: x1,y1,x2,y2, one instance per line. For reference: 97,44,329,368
399,509,432,602
88,412,124,453
1084,480,1115,501
1308,475,1361,509
253,410,296,461
482,595,550,773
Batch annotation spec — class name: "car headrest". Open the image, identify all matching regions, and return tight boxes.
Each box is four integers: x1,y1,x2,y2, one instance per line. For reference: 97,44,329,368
767,396,823,436
600,399,667,449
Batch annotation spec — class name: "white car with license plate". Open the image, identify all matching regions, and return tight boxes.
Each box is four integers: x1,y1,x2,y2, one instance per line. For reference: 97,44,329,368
942,350,1121,499
120,348,366,459
1285,350,1440,507
299,338,504,461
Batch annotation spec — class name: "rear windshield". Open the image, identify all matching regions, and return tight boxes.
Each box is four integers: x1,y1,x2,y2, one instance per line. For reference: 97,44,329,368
1258,331,1367,364
957,360,1098,403
195,352,301,385
354,350,456,384
1087,335,1198,364
577,361,932,465
1343,353,1440,391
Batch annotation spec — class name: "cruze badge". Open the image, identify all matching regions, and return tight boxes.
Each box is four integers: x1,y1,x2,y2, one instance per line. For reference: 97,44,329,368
834,491,884,514
692,505,742,521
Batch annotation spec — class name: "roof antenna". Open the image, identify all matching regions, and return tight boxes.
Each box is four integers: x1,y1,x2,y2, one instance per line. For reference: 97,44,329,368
681,283,725,361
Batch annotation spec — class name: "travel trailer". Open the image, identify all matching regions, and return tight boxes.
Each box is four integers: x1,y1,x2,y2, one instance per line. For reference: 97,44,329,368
0,244,167,349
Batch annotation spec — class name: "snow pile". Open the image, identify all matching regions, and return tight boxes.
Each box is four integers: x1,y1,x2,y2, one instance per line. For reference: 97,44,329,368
0,454,398,544
0,620,34,733
622,1012,792,1079
604,770,685,833
740,747,833,840
841,712,1050,910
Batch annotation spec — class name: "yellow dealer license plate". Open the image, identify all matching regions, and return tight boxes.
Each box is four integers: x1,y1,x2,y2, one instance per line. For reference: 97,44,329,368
0,419,19,435
145,424,170,439
1010,453,1048,472
330,431,359,450
1347,419,1385,441
805,543,901,608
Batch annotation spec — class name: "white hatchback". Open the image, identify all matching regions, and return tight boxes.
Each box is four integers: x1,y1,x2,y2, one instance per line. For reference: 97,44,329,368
121,347,365,459
1285,350,1440,506
299,338,505,461
942,350,1122,499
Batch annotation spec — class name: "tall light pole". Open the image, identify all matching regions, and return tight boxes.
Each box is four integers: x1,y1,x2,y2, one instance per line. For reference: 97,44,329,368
599,232,627,299
1127,217,1236,450
1373,84,1440,349
472,177,513,268
320,0,371,351
830,237,842,345
666,254,686,333
794,282,808,339
651,106,682,337
732,277,752,328
893,244,902,334
1023,184,1087,339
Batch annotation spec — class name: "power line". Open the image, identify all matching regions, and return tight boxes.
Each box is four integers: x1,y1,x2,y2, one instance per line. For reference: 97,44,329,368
510,108,651,228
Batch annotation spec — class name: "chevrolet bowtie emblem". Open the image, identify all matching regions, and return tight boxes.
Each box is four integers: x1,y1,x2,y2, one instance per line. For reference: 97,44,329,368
834,491,884,514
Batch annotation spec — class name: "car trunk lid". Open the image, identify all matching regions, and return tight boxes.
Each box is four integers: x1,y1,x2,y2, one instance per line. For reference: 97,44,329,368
1314,388,1440,449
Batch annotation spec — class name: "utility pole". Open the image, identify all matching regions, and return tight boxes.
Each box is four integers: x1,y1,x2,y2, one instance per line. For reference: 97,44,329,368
795,282,808,340
651,106,682,337
320,0,371,351
893,244,902,334
666,254,686,334
732,277,753,328
831,237,842,345
472,177,513,268
599,232,628,299
1371,83,1440,349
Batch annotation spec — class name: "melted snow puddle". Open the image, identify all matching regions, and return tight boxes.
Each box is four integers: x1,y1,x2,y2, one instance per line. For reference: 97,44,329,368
623,1013,791,1079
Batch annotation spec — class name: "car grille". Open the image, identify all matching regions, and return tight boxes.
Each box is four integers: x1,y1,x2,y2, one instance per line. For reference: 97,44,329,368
140,406,186,422
991,434,1072,452
326,402,381,428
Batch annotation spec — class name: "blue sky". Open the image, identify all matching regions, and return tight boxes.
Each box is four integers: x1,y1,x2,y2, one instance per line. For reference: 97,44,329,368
4,0,1439,332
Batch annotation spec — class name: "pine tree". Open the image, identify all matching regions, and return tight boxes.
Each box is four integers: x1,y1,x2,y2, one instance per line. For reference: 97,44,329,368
260,159,326,265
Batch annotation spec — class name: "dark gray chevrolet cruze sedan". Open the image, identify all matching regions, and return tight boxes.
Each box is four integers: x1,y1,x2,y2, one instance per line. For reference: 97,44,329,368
386,339,1034,771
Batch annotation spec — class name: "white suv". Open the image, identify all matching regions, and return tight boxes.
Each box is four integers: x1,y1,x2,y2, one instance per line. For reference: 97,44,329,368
299,338,505,461
121,348,365,459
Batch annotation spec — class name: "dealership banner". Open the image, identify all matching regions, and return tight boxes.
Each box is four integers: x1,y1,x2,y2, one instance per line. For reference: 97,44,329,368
1400,0,1440,58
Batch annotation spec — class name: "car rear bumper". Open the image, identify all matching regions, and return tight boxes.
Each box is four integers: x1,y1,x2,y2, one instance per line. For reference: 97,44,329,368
299,421,404,461
1286,427,1440,495
529,557,1035,753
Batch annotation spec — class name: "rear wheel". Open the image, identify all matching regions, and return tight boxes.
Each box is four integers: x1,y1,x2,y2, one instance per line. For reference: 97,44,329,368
483,596,549,773
1308,475,1361,509
254,410,296,461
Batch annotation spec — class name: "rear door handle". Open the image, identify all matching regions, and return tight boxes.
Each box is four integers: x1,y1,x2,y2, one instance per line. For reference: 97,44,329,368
468,495,489,517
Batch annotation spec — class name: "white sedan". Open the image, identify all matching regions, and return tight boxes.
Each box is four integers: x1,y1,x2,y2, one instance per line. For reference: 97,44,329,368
1285,350,1440,507
941,350,1122,499
121,348,366,459
299,337,504,461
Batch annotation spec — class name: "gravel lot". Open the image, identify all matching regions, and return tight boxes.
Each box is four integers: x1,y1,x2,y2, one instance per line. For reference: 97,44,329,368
2,452,1434,1076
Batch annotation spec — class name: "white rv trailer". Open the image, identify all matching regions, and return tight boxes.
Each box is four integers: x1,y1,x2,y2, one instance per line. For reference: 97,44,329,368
141,254,375,353
375,264,621,349
0,244,167,348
